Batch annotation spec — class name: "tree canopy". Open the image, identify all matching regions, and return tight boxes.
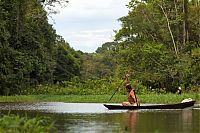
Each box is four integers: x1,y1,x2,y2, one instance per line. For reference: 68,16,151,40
91,0,200,92
0,0,79,95
0,0,199,95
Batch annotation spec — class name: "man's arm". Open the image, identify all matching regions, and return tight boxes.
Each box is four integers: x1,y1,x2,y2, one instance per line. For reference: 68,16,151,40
131,91,137,103
124,74,130,86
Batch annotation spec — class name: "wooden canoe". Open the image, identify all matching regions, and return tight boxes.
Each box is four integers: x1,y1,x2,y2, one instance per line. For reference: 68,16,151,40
104,100,195,110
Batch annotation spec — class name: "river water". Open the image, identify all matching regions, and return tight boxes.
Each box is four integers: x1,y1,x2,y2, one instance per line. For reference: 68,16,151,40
0,102,199,133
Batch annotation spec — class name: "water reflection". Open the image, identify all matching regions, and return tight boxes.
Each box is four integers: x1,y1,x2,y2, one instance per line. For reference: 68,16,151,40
0,102,127,114
182,109,192,133
0,102,199,133
123,111,138,133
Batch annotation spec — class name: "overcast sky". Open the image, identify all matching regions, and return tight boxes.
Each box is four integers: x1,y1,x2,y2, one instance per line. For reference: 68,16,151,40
50,0,129,53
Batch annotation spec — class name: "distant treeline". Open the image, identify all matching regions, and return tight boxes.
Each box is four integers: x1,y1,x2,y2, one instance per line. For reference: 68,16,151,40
0,0,200,95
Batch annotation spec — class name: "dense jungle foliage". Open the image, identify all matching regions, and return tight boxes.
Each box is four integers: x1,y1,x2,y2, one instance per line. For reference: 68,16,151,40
0,0,200,95
0,0,80,95
94,0,200,93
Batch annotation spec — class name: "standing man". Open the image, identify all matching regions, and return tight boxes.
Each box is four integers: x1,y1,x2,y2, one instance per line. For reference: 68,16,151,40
178,86,182,95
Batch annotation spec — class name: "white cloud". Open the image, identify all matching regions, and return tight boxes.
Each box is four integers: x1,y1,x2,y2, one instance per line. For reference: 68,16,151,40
50,0,129,53
62,29,115,52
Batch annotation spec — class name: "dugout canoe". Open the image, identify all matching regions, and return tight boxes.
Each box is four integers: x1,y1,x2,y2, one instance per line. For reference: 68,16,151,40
104,100,195,110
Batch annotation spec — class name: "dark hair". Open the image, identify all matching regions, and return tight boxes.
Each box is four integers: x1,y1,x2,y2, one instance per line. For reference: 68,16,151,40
126,84,132,90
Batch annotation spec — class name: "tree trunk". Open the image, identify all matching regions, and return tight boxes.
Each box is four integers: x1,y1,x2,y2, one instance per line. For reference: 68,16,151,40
16,0,27,44
183,0,189,49
159,3,178,55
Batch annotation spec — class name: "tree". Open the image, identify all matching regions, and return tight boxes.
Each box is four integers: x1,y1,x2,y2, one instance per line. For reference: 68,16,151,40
53,36,81,83
113,0,200,91
0,0,57,95
40,0,68,14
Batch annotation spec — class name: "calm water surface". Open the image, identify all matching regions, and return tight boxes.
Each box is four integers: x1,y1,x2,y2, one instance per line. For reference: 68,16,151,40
0,102,199,133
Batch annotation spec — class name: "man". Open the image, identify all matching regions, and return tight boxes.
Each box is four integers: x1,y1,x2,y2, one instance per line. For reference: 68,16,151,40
177,86,182,95
122,74,139,106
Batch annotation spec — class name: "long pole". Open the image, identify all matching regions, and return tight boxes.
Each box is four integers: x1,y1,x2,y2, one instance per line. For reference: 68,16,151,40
108,79,125,101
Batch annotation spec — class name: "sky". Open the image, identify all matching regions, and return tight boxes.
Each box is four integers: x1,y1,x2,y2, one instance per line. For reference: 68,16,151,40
50,0,129,53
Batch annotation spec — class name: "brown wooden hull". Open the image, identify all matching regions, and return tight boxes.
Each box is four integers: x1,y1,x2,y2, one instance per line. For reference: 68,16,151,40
104,100,195,110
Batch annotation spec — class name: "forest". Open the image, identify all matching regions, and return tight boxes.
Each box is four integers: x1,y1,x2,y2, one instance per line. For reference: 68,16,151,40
0,0,200,96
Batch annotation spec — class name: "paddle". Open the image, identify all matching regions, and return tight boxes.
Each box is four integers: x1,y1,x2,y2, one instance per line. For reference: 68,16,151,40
108,79,125,101
133,89,140,106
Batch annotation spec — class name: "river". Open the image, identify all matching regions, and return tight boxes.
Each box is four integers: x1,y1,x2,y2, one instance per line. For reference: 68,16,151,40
0,102,199,133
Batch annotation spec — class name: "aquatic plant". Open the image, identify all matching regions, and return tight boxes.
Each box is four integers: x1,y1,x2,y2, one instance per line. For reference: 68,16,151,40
0,114,56,133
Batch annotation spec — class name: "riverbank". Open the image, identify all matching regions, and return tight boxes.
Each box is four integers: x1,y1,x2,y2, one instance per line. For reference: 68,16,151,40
0,93,199,103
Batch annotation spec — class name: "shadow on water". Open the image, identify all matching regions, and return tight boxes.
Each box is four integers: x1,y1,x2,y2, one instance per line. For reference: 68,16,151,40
0,102,199,133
